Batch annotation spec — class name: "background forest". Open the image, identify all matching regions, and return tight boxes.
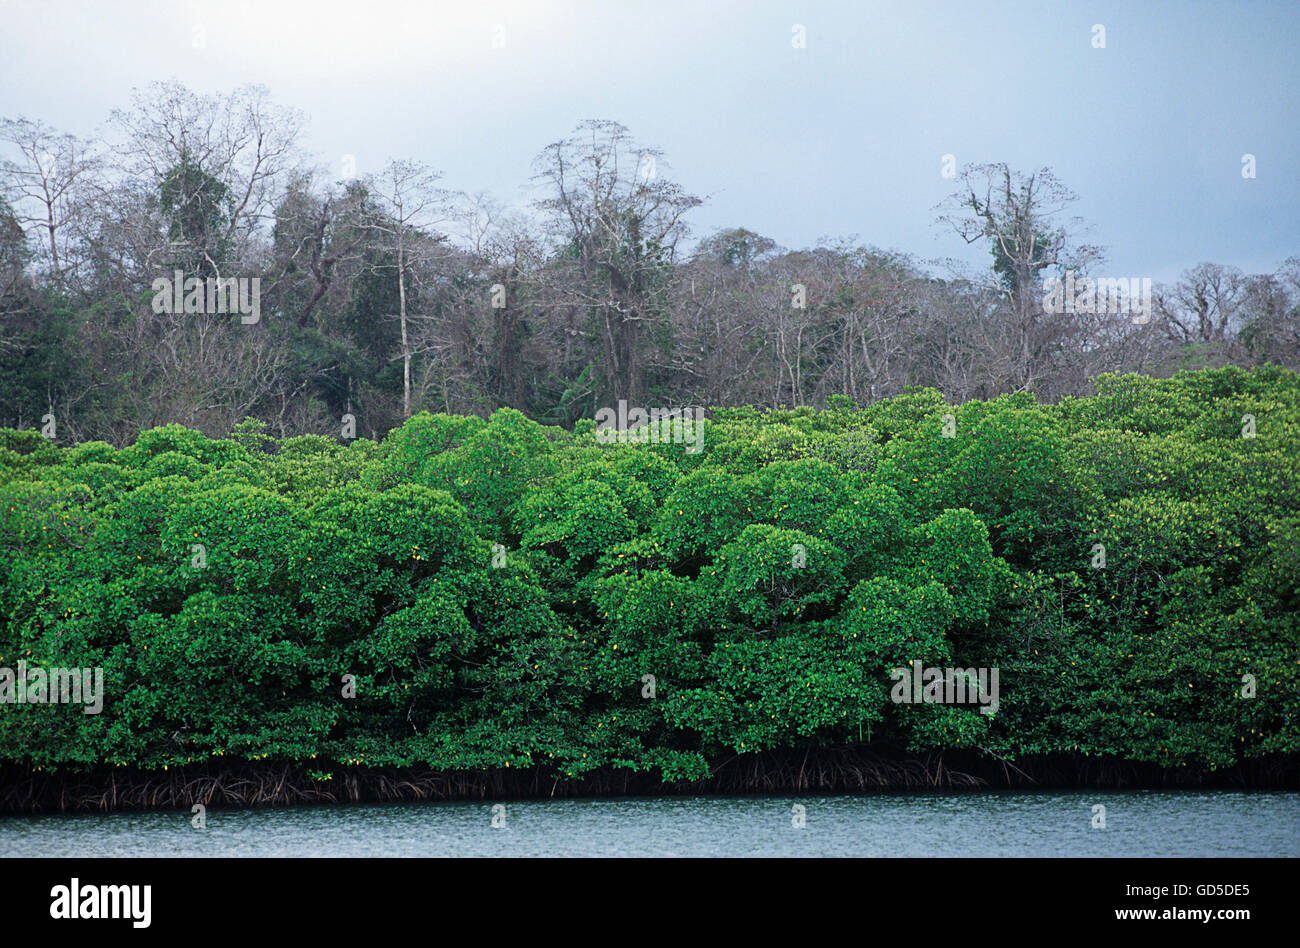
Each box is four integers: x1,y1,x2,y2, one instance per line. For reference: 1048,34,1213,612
2,82,1297,445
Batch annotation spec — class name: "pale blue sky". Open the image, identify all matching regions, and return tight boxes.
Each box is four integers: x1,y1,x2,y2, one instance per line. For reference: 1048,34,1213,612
2,0,1296,282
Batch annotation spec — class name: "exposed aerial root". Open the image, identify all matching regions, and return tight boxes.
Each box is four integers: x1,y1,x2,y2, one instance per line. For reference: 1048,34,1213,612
1,747,1294,815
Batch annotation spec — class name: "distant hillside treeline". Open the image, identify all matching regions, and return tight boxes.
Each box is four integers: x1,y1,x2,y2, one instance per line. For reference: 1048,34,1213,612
2,83,1298,444
0,366,1296,801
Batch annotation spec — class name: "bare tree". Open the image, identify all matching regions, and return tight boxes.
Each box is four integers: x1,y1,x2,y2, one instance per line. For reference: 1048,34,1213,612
108,81,304,275
1154,262,1249,346
533,120,702,403
0,117,100,289
673,228,780,407
362,159,453,418
938,163,1101,393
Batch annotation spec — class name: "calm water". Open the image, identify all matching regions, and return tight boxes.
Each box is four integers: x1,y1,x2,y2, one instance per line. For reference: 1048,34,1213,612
1,791,1295,857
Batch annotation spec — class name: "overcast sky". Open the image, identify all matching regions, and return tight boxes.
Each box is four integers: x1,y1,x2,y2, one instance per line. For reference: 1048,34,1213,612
2,0,1296,283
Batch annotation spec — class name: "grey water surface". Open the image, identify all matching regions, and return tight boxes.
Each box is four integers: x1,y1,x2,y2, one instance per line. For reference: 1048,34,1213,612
2,790,1295,857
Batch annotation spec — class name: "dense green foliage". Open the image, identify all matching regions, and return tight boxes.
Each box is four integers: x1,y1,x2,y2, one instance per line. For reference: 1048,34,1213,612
1,366,1296,783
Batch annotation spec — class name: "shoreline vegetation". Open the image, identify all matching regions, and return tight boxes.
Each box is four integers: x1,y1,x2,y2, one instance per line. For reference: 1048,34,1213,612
3,750,1297,815
2,366,1298,817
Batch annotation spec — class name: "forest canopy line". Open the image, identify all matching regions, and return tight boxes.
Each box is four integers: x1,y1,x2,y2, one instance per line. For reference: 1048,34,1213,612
0,365,1296,797
1,82,1298,444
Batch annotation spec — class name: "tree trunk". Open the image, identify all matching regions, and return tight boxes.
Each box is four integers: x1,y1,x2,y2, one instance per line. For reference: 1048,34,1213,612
398,241,411,418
